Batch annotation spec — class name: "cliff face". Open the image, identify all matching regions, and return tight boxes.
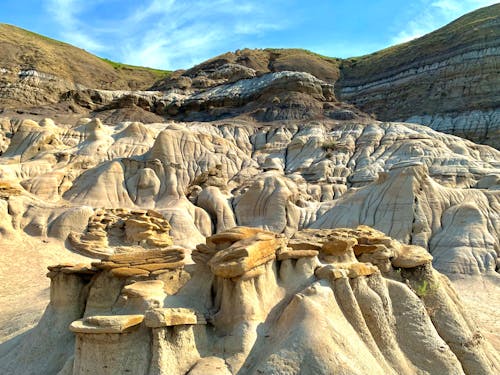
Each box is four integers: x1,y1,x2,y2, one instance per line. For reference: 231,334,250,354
337,4,500,148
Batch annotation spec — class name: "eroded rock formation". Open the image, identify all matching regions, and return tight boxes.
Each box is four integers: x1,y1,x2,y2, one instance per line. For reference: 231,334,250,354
0,116,497,276
0,7,499,373
1,226,498,374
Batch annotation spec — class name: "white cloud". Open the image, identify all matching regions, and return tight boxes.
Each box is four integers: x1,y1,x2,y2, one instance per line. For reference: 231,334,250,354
44,0,288,69
390,0,498,44
46,0,106,51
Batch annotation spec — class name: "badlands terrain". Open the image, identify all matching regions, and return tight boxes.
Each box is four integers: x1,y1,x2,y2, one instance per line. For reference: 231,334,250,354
0,4,499,375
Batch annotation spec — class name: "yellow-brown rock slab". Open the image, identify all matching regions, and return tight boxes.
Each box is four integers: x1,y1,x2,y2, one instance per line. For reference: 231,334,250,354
208,234,282,278
392,245,433,268
107,248,185,265
47,263,96,275
287,240,322,251
122,280,164,298
277,249,319,261
144,308,200,327
136,262,185,272
353,243,389,256
110,267,150,278
321,237,357,256
344,262,379,278
207,227,273,248
192,243,217,264
70,314,144,333
315,265,348,280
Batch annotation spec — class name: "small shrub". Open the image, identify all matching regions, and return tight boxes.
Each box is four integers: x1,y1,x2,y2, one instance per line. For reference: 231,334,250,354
415,280,437,297
321,141,337,151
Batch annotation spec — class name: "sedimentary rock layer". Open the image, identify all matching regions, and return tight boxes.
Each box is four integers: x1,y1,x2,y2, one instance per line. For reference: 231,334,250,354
0,116,498,277
337,4,500,147
1,227,498,374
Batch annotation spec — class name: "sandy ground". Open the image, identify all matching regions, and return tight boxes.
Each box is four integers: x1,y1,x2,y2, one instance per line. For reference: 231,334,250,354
0,234,91,343
450,274,500,351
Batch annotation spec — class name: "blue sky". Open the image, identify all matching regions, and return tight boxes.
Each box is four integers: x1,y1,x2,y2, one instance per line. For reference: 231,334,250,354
1,0,497,70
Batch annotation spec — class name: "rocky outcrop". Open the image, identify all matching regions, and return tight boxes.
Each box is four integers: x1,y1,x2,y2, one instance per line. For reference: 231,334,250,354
0,117,498,275
2,6,499,145
68,208,174,257
0,9,499,372
151,48,341,91
337,4,500,148
1,226,498,374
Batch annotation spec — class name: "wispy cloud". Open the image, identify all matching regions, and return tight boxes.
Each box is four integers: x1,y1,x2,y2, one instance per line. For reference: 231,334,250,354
46,0,106,51
45,0,288,69
390,0,498,44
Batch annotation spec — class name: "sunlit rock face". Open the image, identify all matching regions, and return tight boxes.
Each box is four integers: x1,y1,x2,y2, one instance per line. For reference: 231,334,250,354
336,5,500,148
0,116,498,275
0,112,499,374
1,226,499,375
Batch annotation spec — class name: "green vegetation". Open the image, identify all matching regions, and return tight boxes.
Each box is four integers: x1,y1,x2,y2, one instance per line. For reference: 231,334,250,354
415,280,438,298
99,58,171,79
264,48,341,65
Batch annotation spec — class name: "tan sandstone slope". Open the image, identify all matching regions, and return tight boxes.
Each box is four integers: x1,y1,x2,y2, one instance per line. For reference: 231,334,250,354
0,226,499,374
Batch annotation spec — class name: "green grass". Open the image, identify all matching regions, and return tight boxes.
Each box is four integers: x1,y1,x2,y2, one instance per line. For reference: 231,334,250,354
99,58,171,78
264,48,341,65
0,23,173,90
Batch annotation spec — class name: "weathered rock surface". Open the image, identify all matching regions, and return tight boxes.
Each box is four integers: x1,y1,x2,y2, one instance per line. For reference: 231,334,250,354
68,208,174,257
0,116,497,275
337,4,500,147
0,7,499,373
1,227,498,374
2,6,499,146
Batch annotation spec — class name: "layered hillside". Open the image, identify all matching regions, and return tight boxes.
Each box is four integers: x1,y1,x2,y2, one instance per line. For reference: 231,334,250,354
0,24,169,108
152,48,341,90
2,5,499,147
337,3,500,147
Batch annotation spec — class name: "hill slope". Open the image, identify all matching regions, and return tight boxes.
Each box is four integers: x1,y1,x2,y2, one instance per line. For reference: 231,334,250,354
0,5,498,145
150,4,499,146
0,24,169,107
337,3,500,147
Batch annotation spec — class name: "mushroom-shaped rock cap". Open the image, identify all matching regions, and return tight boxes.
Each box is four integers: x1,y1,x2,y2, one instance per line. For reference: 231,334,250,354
204,226,285,278
392,244,433,268
70,314,144,334
144,307,204,327
205,226,268,250
122,280,165,298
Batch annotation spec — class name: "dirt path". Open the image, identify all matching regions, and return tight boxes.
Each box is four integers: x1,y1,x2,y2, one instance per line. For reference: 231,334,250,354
0,235,91,343
451,274,500,351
